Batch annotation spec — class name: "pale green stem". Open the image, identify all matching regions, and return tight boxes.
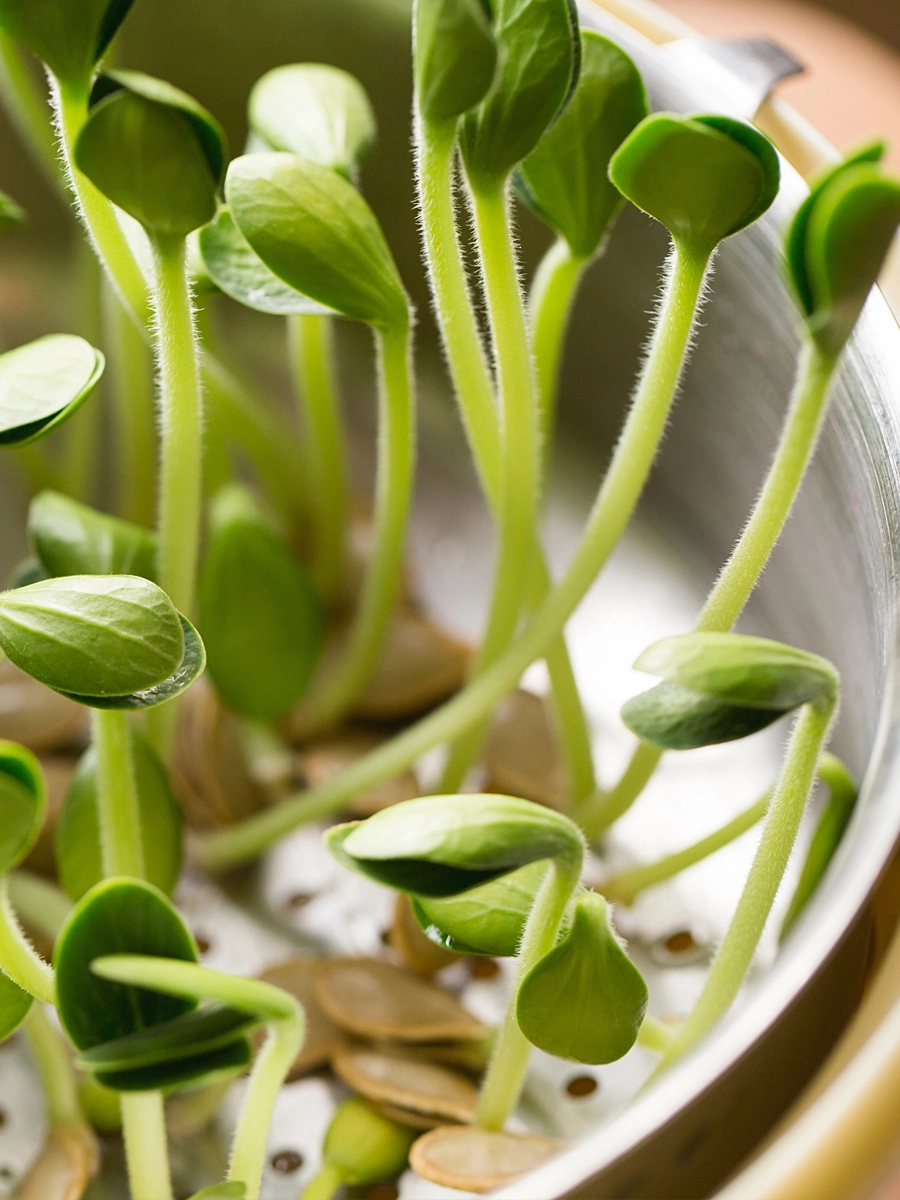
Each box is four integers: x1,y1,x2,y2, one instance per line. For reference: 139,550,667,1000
195,244,709,871
103,278,157,526
440,179,541,791
8,871,72,941
146,234,204,758
529,236,589,451
601,340,840,831
304,321,415,728
0,876,54,1004
637,1014,675,1055
602,792,770,906
287,313,349,606
92,709,144,879
63,239,105,503
0,34,63,193
121,1091,173,1200
53,81,151,328
416,115,595,806
653,697,836,1077
23,1003,81,1126
476,850,583,1129
301,1163,345,1200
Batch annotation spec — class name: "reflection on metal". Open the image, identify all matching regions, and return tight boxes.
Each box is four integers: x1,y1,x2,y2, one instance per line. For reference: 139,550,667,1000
661,36,805,119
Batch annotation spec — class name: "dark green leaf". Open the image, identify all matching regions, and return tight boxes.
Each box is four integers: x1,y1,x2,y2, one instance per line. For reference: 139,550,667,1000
634,632,838,711
0,189,25,233
0,740,46,874
0,969,31,1042
8,558,48,589
199,485,323,721
412,860,555,956
198,207,333,317
75,71,227,237
517,891,647,1063
609,113,780,253
327,794,584,897
0,575,185,700
78,1004,256,1073
459,0,578,190
95,1036,251,1093
249,64,376,179
29,490,156,581
781,753,857,938
0,0,135,93
0,334,103,447
54,877,198,1051
516,31,647,258
56,728,183,901
621,680,784,750
414,0,497,126
323,1097,416,1185
226,153,409,328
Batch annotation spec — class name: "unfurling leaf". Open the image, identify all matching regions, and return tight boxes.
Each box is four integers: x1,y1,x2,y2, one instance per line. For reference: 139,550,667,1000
786,145,900,356
0,334,103,447
54,878,198,1051
226,153,409,328
198,484,323,720
198,207,333,317
516,891,647,1063
517,31,647,259
609,113,780,254
327,794,584,897
414,0,497,126
459,0,578,190
75,71,227,237
29,490,157,580
0,0,136,94
57,729,182,901
249,64,376,179
0,741,45,875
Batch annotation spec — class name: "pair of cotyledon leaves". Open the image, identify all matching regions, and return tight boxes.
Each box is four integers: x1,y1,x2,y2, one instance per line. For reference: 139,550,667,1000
329,794,648,1065
0,0,134,95
621,632,838,750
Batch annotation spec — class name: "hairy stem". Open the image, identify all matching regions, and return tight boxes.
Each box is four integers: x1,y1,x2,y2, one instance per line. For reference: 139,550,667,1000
287,313,349,606
529,236,588,450
121,1091,173,1200
92,709,144,879
0,877,54,1004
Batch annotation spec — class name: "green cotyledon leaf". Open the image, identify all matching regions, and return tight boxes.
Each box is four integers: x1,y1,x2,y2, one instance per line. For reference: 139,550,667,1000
56,727,182,902
249,64,376,179
198,484,323,720
459,0,578,191
226,152,409,328
75,70,227,238
0,0,135,95
29,490,157,580
516,31,647,259
326,794,584,897
608,113,780,255
77,1004,256,1074
414,0,497,126
517,891,647,1063
0,741,45,875
0,335,103,447
94,1037,251,1094
54,877,198,1051
621,680,787,751
0,575,185,699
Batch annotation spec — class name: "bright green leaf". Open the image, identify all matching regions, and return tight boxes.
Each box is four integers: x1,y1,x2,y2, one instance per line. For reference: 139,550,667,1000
621,680,785,750
75,70,227,238
54,877,198,1051
249,64,376,179
29,490,157,580
609,113,780,254
517,891,647,1063
0,740,46,875
226,153,409,328
414,0,497,126
323,1097,416,1185
516,31,647,258
0,575,185,700
56,728,183,901
198,207,333,317
0,969,31,1042
199,485,323,721
459,0,578,191
0,334,103,447
0,0,135,94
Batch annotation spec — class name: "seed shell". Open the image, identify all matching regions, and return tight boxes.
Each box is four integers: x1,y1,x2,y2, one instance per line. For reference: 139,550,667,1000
409,1126,562,1193
333,1047,478,1123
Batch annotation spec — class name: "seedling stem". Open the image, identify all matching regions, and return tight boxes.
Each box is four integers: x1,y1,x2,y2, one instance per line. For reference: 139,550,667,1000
92,710,145,879
529,236,590,447
0,877,54,1004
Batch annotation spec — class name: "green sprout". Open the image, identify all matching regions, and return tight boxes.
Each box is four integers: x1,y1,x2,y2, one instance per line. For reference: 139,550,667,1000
300,1097,416,1200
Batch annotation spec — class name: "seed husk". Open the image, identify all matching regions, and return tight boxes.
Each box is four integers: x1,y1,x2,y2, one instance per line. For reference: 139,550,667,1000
298,731,419,817
315,957,486,1042
389,894,459,977
372,1101,441,1131
333,1047,478,1123
409,1127,562,1193
259,957,346,1078
14,1122,99,1200
483,689,567,810
0,660,87,752
367,1037,493,1076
